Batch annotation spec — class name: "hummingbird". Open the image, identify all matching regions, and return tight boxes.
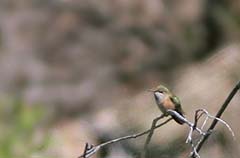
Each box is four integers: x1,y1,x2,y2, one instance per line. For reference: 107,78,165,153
149,85,185,124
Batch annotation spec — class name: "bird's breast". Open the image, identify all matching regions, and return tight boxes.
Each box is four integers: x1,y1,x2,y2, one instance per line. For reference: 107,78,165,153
156,97,175,114
163,97,176,110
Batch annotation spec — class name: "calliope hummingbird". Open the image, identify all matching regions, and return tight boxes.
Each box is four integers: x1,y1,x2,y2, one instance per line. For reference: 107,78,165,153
149,85,185,124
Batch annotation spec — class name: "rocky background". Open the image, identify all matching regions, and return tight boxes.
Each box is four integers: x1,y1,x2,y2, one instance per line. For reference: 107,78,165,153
0,0,240,158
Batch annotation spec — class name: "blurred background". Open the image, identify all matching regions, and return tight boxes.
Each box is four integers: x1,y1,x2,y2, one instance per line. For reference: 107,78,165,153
0,0,240,158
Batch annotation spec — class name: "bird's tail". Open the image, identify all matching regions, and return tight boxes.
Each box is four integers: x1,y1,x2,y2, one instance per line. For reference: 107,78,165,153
171,111,185,125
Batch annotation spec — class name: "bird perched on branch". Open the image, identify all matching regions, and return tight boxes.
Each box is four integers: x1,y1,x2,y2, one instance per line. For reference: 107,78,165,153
149,85,185,124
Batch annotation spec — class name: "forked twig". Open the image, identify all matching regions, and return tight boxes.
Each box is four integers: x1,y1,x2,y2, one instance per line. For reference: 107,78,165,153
142,110,208,158
187,108,235,157
196,109,235,138
78,117,172,158
142,114,165,158
191,81,240,157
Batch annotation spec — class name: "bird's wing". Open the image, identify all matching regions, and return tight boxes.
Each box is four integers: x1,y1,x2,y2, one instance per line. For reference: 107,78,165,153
170,95,184,115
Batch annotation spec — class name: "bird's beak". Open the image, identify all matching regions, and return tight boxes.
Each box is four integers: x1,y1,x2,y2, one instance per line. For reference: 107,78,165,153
147,89,155,93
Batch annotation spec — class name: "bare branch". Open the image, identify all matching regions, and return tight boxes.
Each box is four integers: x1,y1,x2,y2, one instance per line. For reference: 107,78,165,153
186,126,194,143
192,81,240,157
196,109,235,138
78,81,240,158
141,109,213,158
167,110,206,136
168,108,234,158
200,116,208,130
142,114,165,158
78,116,172,158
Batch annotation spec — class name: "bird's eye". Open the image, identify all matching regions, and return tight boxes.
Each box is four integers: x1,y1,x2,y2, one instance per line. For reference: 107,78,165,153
158,91,163,93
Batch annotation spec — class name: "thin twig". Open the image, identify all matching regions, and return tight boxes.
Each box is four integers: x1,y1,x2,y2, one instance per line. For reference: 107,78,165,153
200,116,208,130
142,114,165,158
197,109,235,138
194,110,205,129
188,108,235,157
78,117,172,158
192,81,240,157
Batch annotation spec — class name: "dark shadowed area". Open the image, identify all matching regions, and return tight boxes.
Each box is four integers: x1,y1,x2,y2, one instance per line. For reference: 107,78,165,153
0,0,240,158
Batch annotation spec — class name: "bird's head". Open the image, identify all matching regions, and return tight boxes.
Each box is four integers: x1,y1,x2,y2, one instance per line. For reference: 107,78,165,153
148,85,170,103
148,85,170,93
